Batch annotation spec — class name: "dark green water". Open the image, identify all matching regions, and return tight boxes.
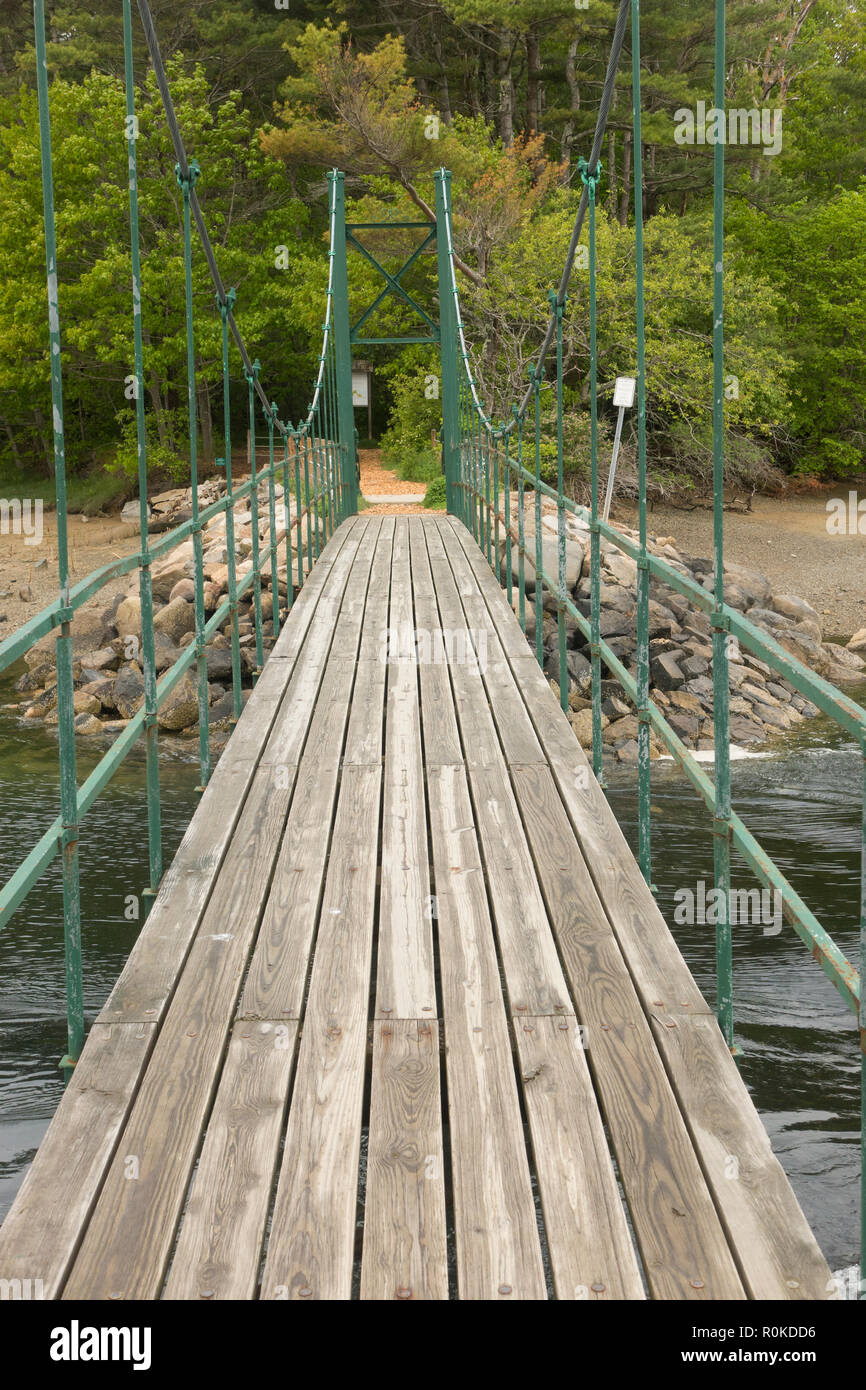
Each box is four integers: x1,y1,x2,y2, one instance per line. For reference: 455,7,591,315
0,667,861,1279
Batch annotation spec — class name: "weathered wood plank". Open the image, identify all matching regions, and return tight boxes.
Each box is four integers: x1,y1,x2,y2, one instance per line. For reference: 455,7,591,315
238,660,353,1021
163,1020,299,1301
649,1011,832,1300
510,760,745,1299
377,519,436,1019
448,517,711,1017
63,769,294,1300
259,764,382,1301
408,518,462,766
0,1022,155,1300
427,762,546,1300
360,1020,448,1301
513,1016,644,1300
425,523,570,1017
436,518,546,767
269,517,358,661
240,517,382,1019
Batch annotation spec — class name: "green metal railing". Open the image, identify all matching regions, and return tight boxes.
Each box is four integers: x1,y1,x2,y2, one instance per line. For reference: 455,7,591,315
0,0,357,1077
439,0,865,1290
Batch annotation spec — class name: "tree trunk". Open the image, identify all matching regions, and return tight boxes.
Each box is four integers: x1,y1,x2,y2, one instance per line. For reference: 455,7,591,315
4,418,22,471
607,129,618,219
497,31,514,145
526,28,542,136
197,378,213,461
432,34,452,125
561,37,580,175
619,130,631,226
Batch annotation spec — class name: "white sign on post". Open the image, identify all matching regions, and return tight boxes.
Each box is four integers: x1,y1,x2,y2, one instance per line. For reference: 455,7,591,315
351,371,369,407
613,375,637,409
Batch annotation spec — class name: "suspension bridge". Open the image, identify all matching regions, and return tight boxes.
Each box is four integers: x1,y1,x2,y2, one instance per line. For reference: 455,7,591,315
0,0,861,1301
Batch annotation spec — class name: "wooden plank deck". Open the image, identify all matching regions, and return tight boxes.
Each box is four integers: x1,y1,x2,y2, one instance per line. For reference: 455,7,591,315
0,514,832,1301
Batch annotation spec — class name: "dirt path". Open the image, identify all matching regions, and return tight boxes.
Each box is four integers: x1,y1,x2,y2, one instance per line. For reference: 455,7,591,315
359,448,430,513
617,495,865,643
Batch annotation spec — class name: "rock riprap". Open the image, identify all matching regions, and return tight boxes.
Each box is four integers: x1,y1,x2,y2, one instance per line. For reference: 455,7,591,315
11,480,303,740
499,501,865,762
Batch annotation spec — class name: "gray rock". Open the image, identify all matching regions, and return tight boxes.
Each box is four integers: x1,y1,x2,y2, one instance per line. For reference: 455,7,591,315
771,593,822,633
113,663,145,719
153,596,195,644
205,645,234,681
157,672,200,732
651,651,685,690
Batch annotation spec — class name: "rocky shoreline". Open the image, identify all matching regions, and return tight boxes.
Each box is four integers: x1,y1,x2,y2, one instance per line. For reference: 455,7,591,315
5,480,303,744
501,502,866,762
3,489,864,760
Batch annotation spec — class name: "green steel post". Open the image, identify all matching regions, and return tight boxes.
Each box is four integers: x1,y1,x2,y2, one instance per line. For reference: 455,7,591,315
123,0,162,907
329,171,358,514
245,360,265,674
218,291,243,723
35,0,83,1079
484,426,493,564
711,0,734,1049
282,429,294,612
532,367,544,671
583,161,605,786
492,431,501,574
325,334,339,533
504,422,513,606
303,424,314,570
295,433,304,590
517,414,527,634
550,289,568,716
632,0,652,886
177,159,210,790
267,406,280,635
862,736,866,1297
312,413,323,556
435,171,460,514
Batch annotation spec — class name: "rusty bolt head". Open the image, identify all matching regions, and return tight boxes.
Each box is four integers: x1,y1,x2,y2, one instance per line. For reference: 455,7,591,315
298,1286,312,1298
689,1279,705,1290
396,1287,412,1300
498,1284,512,1296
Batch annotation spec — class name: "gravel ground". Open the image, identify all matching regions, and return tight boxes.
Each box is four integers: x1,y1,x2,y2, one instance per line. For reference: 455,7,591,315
616,494,866,643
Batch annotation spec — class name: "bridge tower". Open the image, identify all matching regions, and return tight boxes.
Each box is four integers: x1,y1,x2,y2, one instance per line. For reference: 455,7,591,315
330,168,460,515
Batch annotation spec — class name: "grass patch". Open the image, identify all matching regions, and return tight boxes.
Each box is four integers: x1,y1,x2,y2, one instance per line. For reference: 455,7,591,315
423,475,447,510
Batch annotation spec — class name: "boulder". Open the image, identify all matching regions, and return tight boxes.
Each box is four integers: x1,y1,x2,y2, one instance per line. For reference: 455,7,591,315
846,628,866,654
157,672,200,732
113,663,145,719
823,642,866,672
169,578,196,604
74,713,104,736
205,645,234,681
723,562,772,608
153,596,195,644
771,593,822,633
73,691,102,717
115,595,142,639
151,542,195,601
651,651,685,690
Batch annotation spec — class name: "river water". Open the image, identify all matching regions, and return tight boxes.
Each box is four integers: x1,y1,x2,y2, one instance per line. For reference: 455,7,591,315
0,667,861,1282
